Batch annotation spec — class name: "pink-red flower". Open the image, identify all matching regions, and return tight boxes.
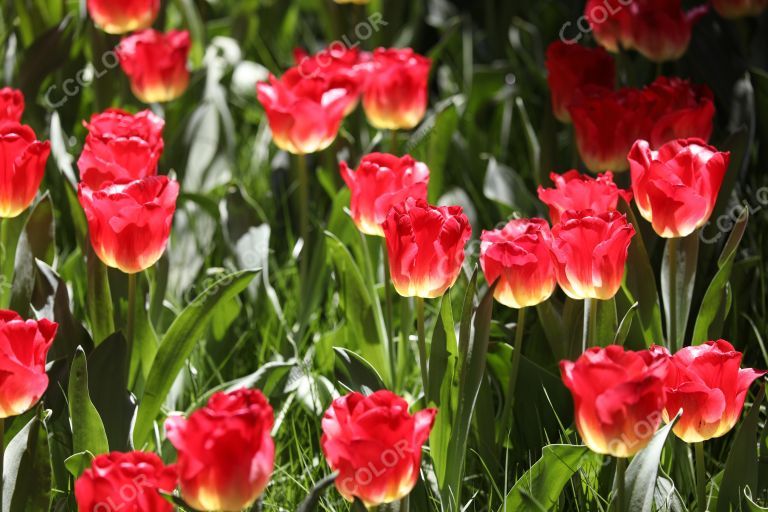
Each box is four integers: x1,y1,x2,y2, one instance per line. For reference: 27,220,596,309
537,170,631,225
0,123,50,218
362,48,431,130
0,310,57,418
560,345,668,457
257,67,356,155
628,138,730,238
321,390,437,507
550,210,635,300
480,218,556,309
0,87,24,123
340,153,430,236
654,340,766,443
382,198,471,298
74,451,177,512
165,388,275,512
569,86,652,172
87,0,160,34
294,46,369,115
78,109,165,189
712,0,768,17
645,77,715,149
117,30,191,104
545,41,615,123
78,176,179,274
585,0,708,62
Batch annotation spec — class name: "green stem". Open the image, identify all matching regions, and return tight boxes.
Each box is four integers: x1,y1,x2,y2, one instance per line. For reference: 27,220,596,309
415,296,428,398
381,239,395,381
499,307,526,439
615,456,627,512
297,154,310,283
0,218,14,308
666,237,679,351
126,272,137,386
389,130,399,154
359,232,393,387
695,442,707,511
582,298,597,352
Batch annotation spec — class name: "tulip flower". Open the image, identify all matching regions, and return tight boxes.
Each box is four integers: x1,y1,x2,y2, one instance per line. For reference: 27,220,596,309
78,176,179,274
165,388,275,512
550,210,635,301
654,341,766,443
645,77,715,149
628,138,730,238
712,0,768,17
537,170,631,225
0,87,24,123
545,41,615,123
585,0,707,62
569,87,652,172
117,30,191,104
382,198,471,299
79,108,165,189
294,47,369,115
0,123,51,219
560,345,668,457
479,218,556,309
340,153,430,236
86,0,160,34
0,311,57,418
321,390,437,507
363,48,431,130
74,451,177,512
257,67,356,155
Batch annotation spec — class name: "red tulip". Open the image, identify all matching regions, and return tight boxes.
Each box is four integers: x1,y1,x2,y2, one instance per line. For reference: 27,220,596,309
117,30,191,104
78,176,179,274
87,0,160,34
550,210,635,300
712,0,768,17
569,87,652,172
645,77,715,149
321,390,437,507
655,340,766,443
165,388,274,512
74,451,177,512
585,0,707,62
0,310,57,418
628,138,730,238
294,46,369,115
560,346,668,457
256,67,356,155
0,123,50,218
545,41,615,123
362,48,431,130
537,170,631,225
382,198,471,298
340,153,430,236
79,109,165,189
480,218,556,309
0,87,24,123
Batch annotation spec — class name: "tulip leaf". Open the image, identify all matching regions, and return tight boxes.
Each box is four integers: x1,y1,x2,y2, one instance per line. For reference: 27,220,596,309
85,243,115,346
661,234,699,351
594,297,618,346
68,347,109,456
716,384,765,512
614,302,639,347
333,347,385,394
498,444,599,511
2,407,51,512
296,472,339,512
63,451,94,479
536,300,566,360
692,207,748,345
133,269,258,448
623,411,682,512
621,203,664,346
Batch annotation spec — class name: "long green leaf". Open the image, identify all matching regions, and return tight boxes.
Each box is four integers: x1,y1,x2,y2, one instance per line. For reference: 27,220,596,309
2,408,51,512
133,270,258,448
661,234,699,350
68,347,109,457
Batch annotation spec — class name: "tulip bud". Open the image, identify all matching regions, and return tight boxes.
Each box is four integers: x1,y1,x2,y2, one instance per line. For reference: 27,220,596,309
340,153,430,236
480,218,557,309
537,170,631,225
294,47,369,116
645,77,714,149
321,390,437,507
87,0,160,35
0,310,57,418
0,123,50,219
382,198,471,299
0,87,24,123
628,138,729,238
